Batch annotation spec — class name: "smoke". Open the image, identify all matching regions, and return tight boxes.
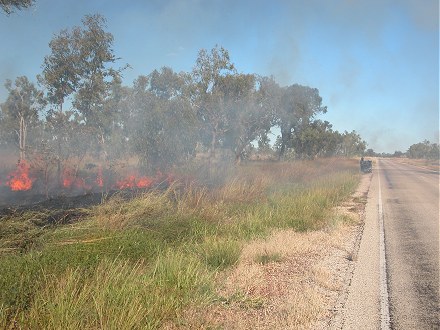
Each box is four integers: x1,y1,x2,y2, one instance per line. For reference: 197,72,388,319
0,0,437,179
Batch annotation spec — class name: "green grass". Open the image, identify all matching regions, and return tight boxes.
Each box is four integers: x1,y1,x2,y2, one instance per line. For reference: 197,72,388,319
22,255,212,330
0,158,360,328
198,237,242,270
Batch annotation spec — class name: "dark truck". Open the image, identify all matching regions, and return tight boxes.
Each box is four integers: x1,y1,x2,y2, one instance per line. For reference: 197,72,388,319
360,157,372,173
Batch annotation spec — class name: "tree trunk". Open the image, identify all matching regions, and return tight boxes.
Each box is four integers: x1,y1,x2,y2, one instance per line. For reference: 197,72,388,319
99,129,108,162
57,100,63,187
278,128,292,160
234,141,246,165
19,114,27,161
57,139,62,188
210,127,217,161
235,152,242,164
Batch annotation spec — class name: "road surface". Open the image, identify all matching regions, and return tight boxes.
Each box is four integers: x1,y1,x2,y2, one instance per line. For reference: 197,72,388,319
340,158,439,329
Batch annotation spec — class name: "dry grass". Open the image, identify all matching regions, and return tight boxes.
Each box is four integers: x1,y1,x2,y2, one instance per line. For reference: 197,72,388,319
165,231,329,329
216,177,268,203
164,165,370,330
165,228,361,329
92,188,175,229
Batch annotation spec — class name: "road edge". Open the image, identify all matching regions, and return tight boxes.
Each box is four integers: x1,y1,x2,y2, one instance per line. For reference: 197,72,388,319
327,171,373,329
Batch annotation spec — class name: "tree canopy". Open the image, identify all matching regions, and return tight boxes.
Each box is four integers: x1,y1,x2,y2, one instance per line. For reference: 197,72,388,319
407,140,439,159
0,0,34,14
0,14,372,178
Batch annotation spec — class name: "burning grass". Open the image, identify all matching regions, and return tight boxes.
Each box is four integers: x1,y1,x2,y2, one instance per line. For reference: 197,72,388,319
0,158,360,328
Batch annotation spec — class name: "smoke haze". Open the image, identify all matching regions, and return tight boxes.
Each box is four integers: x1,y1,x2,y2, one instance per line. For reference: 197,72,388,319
0,0,438,152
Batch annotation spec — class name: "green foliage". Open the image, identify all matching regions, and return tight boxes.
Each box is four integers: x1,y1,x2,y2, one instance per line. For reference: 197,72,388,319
41,28,80,111
221,74,275,162
0,76,45,158
277,84,328,158
39,14,126,172
407,140,439,159
340,130,367,157
2,31,371,172
127,70,198,172
190,45,237,159
293,120,342,159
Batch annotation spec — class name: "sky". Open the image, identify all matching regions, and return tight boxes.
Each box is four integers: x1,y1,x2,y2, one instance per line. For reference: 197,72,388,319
0,0,438,153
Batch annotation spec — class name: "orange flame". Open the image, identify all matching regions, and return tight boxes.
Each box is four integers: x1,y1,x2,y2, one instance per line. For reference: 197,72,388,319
3,160,175,193
116,175,154,189
136,176,153,188
7,160,34,191
63,168,91,190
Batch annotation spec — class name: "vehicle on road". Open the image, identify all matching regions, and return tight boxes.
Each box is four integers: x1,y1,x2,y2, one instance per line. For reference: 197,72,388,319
360,158,372,173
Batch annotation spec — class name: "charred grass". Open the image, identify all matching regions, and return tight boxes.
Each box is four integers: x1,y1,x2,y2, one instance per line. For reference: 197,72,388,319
0,158,359,329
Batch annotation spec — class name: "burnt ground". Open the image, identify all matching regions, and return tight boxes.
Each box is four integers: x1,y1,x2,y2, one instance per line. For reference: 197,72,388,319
0,190,107,235
0,179,172,210
0,183,169,228
0,187,103,209
0,187,159,253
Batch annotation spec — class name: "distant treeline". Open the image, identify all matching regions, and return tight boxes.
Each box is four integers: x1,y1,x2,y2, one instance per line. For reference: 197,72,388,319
365,140,439,160
1,14,368,174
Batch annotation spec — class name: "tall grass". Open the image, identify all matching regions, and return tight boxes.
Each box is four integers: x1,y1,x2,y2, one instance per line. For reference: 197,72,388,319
24,255,212,329
0,158,360,328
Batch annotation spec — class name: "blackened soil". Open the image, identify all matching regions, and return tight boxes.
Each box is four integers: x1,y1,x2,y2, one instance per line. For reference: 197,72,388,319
0,188,106,212
0,182,170,226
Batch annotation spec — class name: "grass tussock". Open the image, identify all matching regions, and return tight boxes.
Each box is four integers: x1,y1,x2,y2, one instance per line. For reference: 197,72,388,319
93,187,175,229
198,237,242,270
0,158,361,328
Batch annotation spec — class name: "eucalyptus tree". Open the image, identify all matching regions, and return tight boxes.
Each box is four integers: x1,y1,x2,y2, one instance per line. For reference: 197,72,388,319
219,74,276,163
42,13,123,143
408,140,439,159
43,108,92,186
0,76,45,160
72,14,126,158
40,14,125,181
40,27,81,114
40,14,123,184
276,84,327,159
127,69,197,172
292,120,342,159
73,14,118,123
39,17,83,184
101,73,130,161
149,66,186,100
190,45,236,160
340,130,367,157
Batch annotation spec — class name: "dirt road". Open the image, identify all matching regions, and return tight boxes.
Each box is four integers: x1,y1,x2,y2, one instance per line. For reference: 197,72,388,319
340,158,439,329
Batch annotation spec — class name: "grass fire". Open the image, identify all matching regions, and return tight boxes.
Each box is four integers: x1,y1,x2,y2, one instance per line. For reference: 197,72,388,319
5,160,34,191
0,158,362,329
2,5,433,330
0,157,175,207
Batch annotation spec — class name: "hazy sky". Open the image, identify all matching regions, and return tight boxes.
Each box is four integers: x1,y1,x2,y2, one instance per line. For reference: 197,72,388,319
0,0,438,153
